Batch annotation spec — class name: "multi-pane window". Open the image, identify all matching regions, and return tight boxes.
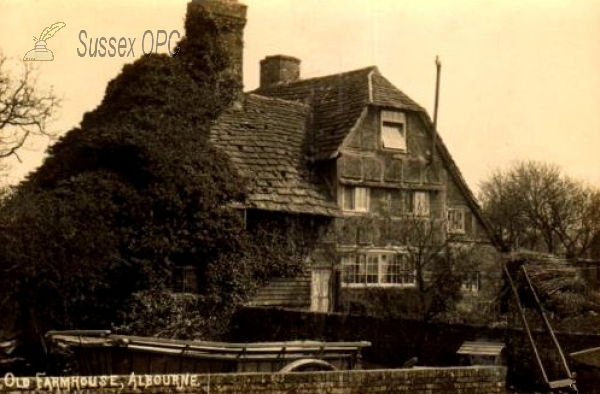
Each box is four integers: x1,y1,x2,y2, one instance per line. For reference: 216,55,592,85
404,190,430,216
365,254,379,284
381,110,407,151
448,208,466,234
340,186,370,212
461,271,480,293
380,254,415,285
172,265,198,293
341,253,415,287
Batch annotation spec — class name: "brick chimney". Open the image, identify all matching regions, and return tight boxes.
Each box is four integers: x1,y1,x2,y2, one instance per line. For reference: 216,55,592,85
260,55,301,88
186,0,247,106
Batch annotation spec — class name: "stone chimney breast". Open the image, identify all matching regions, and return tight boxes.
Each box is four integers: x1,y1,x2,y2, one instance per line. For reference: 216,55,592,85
260,55,301,88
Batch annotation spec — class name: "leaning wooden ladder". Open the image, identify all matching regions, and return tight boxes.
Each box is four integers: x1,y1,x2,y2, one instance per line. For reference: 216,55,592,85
504,263,579,393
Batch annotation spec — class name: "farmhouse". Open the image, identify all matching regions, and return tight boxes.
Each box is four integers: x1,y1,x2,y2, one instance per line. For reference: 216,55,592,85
179,0,503,316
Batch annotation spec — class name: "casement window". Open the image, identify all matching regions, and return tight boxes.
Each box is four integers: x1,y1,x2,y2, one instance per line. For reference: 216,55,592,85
404,190,430,216
341,253,415,287
172,265,198,293
381,110,407,151
340,186,370,212
448,208,466,234
461,271,480,293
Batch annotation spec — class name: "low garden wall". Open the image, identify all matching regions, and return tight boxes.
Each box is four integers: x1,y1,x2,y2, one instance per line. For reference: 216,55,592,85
0,368,506,394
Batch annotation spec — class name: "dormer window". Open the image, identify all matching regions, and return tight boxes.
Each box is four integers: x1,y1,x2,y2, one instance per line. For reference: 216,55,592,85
381,110,407,151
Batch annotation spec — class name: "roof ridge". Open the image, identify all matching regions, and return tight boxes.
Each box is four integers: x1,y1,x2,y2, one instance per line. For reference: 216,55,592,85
367,68,377,104
253,66,378,92
245,92,309,108
299,65,378,82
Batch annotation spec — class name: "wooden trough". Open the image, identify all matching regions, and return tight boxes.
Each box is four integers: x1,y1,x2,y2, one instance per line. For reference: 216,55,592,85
46,330,371,375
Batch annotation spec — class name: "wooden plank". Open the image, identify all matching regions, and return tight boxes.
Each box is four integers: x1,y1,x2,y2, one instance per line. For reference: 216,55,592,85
252,292,309,298
547,379,576,389
570,347,600,368
251,299,309,305
253,287,310,293
54,333,370,352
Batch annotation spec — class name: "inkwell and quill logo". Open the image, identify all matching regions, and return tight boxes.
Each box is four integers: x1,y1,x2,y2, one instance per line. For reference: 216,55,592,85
23,22,66,61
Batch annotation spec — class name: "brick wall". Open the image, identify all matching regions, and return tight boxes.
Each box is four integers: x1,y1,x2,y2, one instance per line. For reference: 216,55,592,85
0,368,506,394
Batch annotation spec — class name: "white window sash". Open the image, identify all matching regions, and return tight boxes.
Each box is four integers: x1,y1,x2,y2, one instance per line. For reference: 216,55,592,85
448,208,466,233
341,252,416,287
381,122,406,150
414,192,430,216
355,187,369,212
340,186,370,212
381,111,407,151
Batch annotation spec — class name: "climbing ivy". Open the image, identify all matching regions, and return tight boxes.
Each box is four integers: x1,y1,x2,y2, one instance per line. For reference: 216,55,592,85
0,5,312,365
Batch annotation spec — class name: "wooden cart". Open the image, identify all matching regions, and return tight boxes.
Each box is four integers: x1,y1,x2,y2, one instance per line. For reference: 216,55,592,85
46,330,370,375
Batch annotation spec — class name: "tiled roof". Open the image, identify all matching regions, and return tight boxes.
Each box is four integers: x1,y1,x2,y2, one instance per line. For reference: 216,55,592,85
210,64,498,247
210,94,339,216
254,67,424,160
371,73,424,112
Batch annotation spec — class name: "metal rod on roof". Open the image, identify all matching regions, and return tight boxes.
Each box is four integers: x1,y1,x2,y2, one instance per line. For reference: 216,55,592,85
431,56,441,163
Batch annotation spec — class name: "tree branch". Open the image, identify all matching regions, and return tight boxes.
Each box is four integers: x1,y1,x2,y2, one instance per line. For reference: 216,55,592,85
0,52,59,160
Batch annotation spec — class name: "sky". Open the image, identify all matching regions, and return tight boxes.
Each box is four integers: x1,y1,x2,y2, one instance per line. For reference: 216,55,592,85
1,0,599,195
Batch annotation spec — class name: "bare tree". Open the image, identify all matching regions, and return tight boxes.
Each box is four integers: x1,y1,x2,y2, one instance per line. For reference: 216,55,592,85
0,52,58,161
399,214,484,320
339,208,486,322
554,187,600,259
479,161,600,258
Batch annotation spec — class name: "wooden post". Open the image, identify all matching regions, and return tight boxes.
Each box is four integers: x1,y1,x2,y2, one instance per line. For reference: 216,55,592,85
521,266,574,380
503,264,549,384
431,56,441,163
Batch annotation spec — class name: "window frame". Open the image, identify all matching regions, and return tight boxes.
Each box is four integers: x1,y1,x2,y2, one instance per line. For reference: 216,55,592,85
172,265,199,293
380,110,407,152
404,190,431,217
340,185,370,213
341,252,416,288
461,271,481,293
448,208,467,234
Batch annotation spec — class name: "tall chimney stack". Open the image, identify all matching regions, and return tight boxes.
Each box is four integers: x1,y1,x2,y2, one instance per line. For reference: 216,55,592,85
185,0,247,107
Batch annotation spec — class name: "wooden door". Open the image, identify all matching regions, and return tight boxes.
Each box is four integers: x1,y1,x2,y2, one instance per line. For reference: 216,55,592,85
310,269,332,313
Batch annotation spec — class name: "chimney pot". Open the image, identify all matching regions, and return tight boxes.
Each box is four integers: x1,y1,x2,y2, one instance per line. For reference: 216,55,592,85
260,55,301,88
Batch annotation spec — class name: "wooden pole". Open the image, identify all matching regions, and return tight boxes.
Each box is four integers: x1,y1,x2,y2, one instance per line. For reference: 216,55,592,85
521,266,574,379
431,56,441,163
503,264,549,384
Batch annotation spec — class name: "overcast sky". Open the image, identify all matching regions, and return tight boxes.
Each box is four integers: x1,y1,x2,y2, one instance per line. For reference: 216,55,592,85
1,0,599,194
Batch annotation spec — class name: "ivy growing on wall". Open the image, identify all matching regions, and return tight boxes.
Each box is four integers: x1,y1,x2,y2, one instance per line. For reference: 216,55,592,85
0,2,316,367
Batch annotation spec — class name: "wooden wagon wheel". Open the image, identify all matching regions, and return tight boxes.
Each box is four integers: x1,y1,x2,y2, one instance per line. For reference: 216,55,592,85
279,358,337,373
